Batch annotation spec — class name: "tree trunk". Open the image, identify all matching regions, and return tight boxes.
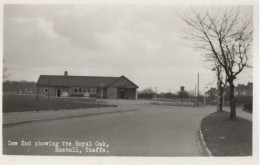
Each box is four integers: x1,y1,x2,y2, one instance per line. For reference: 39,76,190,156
219,86,223,111
229,81,236,119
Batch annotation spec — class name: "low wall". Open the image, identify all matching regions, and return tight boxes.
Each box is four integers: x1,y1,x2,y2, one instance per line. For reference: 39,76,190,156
3,94,96,102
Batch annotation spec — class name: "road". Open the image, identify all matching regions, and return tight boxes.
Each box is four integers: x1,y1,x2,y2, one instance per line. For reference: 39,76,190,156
3,100,217,156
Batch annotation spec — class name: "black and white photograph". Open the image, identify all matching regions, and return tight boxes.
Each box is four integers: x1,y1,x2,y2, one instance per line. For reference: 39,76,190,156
1,0,259,165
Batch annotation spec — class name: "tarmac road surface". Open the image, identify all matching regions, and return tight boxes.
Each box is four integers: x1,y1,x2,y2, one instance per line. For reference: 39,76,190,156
3,100,219,156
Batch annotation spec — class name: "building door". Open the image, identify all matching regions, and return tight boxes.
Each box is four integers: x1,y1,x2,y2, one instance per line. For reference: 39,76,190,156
119,90,125,99
57,88,61,97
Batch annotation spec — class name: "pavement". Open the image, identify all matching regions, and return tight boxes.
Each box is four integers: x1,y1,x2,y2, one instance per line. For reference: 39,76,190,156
223,106,252,121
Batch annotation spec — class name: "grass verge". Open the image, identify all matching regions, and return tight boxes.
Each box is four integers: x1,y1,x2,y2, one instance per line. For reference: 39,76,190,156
201,111,252,156
3,95,116,113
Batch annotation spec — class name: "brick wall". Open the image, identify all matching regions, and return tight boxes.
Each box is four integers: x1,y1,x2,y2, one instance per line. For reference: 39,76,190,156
107,88,117,99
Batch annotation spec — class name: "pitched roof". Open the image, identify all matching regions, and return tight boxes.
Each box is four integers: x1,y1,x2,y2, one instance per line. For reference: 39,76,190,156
107,75,139,88
36,75,139,88
205,87,217,94
37,75,119,87
236,82,253,91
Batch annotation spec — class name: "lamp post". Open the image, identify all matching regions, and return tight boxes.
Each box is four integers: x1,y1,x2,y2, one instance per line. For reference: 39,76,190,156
100,84,104,101
204,86,208,108
197,72,199,107
155,87,157,103
180,86,185,103
212,67,223,111
47,87,50,101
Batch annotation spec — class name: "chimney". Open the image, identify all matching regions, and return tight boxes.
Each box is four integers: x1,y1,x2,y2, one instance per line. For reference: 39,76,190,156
64,71,68,76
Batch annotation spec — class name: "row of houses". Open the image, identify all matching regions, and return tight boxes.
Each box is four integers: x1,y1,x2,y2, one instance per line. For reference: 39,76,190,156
235,83,253,97
205,82,253,97
3,81,36,95
205,82,253,105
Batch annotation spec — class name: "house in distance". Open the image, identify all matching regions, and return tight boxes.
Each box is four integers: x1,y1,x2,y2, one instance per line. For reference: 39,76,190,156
36,71,139,99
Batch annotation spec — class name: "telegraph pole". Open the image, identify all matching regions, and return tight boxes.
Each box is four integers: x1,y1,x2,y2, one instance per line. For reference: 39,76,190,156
198,72,199,97
197,72,200,106
154,87,157,103
100,84,104,101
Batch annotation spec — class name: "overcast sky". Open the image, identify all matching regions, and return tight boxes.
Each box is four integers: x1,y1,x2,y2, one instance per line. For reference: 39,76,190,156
3,4,253,93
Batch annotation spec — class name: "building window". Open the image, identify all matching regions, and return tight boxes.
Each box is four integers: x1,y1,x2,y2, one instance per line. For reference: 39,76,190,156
72,87,86,94
91,88,97,94
73,88,78,94
79,88,83,93
44,88,48,93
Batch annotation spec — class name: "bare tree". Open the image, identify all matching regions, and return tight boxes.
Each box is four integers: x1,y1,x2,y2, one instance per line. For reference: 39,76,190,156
181,7,253,119
138,87,155,99
213,61,227,112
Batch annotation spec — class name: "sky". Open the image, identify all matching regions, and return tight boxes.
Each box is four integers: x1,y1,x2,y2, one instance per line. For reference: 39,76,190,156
3,4,253,93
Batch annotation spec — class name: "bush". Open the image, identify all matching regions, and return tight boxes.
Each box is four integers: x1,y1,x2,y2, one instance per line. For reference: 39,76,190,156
2,94,111,113
243,102,252,112
235,96,252,112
